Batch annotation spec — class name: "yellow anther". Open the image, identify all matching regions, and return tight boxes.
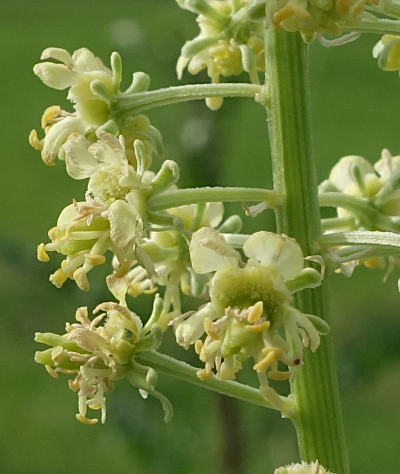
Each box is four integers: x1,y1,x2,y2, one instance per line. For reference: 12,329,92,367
50,268,69,288
194,339,204,355
246,321,270,333
180,283,191,296
197,368,213,381
73,268,89,292
267,370,291,381
128,283,157,297
336,0,350,14
28,129,43,151
262,347,283,358
351,0,365,14
37,243,50,262
41,105,61,129
247,301,264,324
205,97,223,111
88,404,101,410
68,379,80,391
48,226,59,241
363,257,384,269
273,5,295,23
76,414,98,425
254,348,283,372
85,254,106,267
204,317,219,340
51,346,65,364
45,365,58,378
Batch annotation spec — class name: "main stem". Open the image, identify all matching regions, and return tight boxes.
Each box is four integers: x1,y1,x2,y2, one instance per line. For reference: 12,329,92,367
265,28,350,473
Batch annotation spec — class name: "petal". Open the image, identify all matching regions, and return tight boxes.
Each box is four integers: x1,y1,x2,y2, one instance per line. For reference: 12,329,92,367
202,202,224,228
329,155,374,192
72,48,110,73
108,199,138,249
57,203,80,228
42,117,86,164
189,228,240,274
374,148,393,180
243,231,304,280
64,133,99,179
33,62,77,90
40,47,73,65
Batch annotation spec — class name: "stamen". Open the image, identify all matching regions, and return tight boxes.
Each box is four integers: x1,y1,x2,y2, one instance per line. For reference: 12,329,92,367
246,321,270,333
45,365,58,378
76,414,98,425
197,368,213,381
273,5,295,23
37,243,50,262
254,349,282,372
29,130,43,151
247,301,264,323
204,317,219,340
267,370,291,381
194,339,203,354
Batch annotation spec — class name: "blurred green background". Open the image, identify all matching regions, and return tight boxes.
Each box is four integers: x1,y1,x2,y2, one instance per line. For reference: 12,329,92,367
1,1,400,473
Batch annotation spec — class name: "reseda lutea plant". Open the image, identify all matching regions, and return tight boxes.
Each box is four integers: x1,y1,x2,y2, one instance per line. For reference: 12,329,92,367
31,1,400,472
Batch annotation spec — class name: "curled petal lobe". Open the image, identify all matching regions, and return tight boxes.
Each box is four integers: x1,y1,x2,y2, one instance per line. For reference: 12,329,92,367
33,62,78,90
190,227,240,274
243,231,304,280
64,133,98,179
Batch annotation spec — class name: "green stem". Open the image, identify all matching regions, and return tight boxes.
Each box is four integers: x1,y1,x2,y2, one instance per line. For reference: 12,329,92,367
135,350,277,409
342,18,400,35
265,28,350,472
147,186,284,211
114,83,262,117
319,230,400,248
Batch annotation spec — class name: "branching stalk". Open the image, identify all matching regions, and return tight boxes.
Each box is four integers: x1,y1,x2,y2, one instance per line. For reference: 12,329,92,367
114,83,262,117
135,350,285,410
147,186,284,211
265,27,350,473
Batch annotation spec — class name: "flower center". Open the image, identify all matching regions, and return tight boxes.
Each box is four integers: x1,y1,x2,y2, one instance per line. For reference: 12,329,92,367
210,263,291,323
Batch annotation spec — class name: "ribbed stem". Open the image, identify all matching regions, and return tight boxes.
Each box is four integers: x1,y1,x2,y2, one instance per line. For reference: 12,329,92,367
265,28,350,473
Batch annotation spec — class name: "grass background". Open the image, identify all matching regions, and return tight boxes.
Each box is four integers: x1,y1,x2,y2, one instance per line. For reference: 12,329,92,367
1,1,400,473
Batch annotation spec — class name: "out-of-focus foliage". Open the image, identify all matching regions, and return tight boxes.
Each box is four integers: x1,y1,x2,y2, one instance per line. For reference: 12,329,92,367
1,1,399,473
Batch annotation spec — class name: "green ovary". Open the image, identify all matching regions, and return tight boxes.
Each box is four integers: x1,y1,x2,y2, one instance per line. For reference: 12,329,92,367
210,263,291,322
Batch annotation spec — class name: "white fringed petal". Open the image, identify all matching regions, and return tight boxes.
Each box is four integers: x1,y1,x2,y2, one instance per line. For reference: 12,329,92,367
71,48,110,73
33,62,77,90
243,231,304,281
189,227,240,274
108,199,138,249
42,117,86,164
329,155,374,193
64,133,98,179
40,47,73,65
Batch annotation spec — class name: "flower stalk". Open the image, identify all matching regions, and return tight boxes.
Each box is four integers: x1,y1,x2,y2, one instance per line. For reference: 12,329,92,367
135,350,294,411
264,27,350,473
114,82,263,117
147,186,284,211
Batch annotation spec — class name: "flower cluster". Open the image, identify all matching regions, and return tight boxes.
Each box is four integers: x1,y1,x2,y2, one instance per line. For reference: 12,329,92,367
176,0,264,109
267,0,387,39
37,130,181,292
30,47,162,166
35,299,171,424
320,150,400,229
174,228,327,407
319,150,400,278
274,461,335,474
